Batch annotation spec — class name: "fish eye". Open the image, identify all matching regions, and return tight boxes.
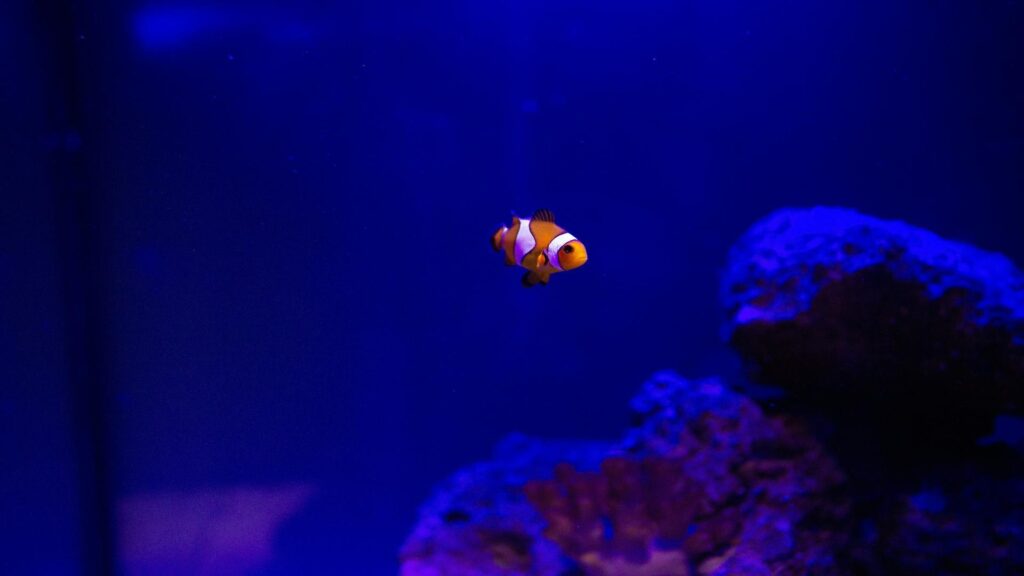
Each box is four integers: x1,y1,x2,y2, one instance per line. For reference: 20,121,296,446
563,245,574,254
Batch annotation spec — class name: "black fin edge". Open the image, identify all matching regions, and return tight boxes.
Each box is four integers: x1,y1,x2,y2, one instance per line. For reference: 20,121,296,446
532,208,555,222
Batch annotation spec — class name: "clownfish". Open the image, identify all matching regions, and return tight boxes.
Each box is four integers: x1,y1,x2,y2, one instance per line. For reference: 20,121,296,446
491,209,588,287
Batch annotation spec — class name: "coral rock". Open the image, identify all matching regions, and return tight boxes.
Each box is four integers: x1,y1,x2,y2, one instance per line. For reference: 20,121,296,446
720,207,1024,451
720,206,1024,574
399,435,607,576
525,372,850,576
401,372,851,576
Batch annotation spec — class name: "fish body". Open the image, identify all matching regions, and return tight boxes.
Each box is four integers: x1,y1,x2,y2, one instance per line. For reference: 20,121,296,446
491,209,588,286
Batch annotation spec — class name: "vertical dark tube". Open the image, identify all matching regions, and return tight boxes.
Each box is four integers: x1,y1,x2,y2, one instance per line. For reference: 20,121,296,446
33,1,115,575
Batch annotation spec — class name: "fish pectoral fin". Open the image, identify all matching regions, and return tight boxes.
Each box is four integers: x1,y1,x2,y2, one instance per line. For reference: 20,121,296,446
535,253,548,269
521,252,544,271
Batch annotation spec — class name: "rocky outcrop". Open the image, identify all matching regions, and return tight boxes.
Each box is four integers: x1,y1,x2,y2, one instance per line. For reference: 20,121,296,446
401,373,850,576
721,207,1024,457
720,206,1024,575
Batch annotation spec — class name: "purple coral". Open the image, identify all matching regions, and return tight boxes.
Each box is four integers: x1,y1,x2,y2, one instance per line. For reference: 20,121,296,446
401,373,850,576
399,435,607,576
525,373,849,576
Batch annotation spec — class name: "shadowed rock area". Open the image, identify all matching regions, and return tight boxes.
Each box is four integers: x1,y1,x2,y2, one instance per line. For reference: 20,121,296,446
721,206,1024,574
721,207,1024,447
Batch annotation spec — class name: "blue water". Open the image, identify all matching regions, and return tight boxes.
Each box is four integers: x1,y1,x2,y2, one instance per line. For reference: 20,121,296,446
3,0,1023,574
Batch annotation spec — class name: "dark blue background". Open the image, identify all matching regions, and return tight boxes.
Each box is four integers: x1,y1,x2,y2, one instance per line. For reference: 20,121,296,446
4,0,1023,574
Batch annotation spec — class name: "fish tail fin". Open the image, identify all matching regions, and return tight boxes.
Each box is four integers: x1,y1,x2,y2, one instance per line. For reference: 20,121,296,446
491,225,507,252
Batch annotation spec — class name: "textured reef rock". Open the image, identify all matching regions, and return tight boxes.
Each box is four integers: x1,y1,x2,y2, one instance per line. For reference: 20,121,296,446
721,206,1024,456
399,435,608,576
720,206,1024,574
400,372,850,576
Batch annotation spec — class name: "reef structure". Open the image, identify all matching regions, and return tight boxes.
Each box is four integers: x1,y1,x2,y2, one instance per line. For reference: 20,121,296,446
399,435,608,576
719,206,1024,574
400,372,850,576
721,206,1024,455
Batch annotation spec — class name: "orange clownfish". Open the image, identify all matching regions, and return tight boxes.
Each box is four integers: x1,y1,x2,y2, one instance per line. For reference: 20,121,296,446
491,209,588,287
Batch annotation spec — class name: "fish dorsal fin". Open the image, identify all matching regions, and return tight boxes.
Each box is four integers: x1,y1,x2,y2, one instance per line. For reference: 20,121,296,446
532,208,556,222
